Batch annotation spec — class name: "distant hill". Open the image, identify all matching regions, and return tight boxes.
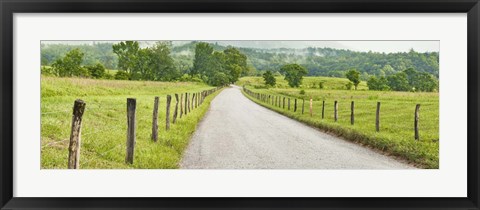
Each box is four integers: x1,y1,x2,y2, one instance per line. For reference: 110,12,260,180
171,41,439,78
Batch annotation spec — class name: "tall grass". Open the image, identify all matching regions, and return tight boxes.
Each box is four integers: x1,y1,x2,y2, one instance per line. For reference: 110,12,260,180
238,76,439,169
41,76,220,169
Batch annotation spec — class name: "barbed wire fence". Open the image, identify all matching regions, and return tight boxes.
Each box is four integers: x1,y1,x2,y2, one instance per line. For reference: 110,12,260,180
42,86,225,169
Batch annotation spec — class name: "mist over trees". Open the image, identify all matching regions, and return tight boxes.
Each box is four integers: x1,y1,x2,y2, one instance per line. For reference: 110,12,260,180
41,41,439,91
41,42,118,69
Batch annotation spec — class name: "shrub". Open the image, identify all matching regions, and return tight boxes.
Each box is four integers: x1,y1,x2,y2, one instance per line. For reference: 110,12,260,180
114,71,131,80
51,48,86,77
263,70,276,87
299,89,306,95
319,81,324,89
103,73,114,80
85,63,106,79
41,66,55,76
345,82,353,90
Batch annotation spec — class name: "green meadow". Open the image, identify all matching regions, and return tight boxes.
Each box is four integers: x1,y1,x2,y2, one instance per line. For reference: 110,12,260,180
41,76,220,169
237,76,439,169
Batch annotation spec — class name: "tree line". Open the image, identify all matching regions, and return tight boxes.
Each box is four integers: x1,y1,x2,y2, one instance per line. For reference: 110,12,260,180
262,64,438,92
41,41,249,86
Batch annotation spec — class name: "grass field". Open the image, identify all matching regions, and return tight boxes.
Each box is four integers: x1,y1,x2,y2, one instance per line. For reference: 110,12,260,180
41,76,220,169
237,76,439,169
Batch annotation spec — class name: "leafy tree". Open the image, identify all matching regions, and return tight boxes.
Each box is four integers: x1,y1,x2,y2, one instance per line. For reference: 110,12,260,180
206,51,229,85
112,41,139,74
387,72,410,91
149,41,179,81
85,63,106,79
191,43,248,86
403,68,438,92
345,69,361,90
209,72,230,86
367,76,390,91
51,48,88,77
281,64,308,88
263,70,276,86
224,47,247,83
415,72,438,92
192,42,214,77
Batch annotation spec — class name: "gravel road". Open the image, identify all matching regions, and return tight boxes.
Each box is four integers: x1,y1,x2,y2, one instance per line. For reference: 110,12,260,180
180,86,415,169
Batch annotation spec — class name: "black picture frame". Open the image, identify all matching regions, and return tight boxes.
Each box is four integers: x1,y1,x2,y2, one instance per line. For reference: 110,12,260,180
1,0,479,209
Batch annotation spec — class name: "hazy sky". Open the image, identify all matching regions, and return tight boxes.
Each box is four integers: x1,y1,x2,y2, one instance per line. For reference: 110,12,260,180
42,40,439,53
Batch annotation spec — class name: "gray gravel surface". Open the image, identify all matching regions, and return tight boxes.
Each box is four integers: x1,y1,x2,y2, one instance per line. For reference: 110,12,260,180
180,85,415,169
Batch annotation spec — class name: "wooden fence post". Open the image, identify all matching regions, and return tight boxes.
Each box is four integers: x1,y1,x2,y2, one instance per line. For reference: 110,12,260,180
309,97,313,117
288,98,291,110
180,93,183,118
195,92,198,108
283,97,286,109
351,101,354,125
415,104,420,140
334,101,338,122
68,99,86,169
151,97,159,142
322,100,325,119
173,94,179,124
126,98,136,164
294,99,297,112
192,93,195,110
184,93,188,115
302,99,305,114
376,102,381,132
187,93,191,113
166,95,172,130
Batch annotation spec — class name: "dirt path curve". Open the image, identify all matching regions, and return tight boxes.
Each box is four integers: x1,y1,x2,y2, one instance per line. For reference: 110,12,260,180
180,85,415,169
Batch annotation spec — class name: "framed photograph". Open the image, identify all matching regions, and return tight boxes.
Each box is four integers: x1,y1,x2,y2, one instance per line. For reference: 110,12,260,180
1,0,479,209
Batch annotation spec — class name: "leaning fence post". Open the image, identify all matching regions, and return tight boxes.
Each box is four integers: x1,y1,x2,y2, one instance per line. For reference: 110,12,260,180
351,101,354,125
68,99,86,169
173,94,179,124
180,93,183,118
376,102,381,132
415,104,421,140
334,101,338,122
126,98,136,164
151,97,159,142
166,95,172,130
